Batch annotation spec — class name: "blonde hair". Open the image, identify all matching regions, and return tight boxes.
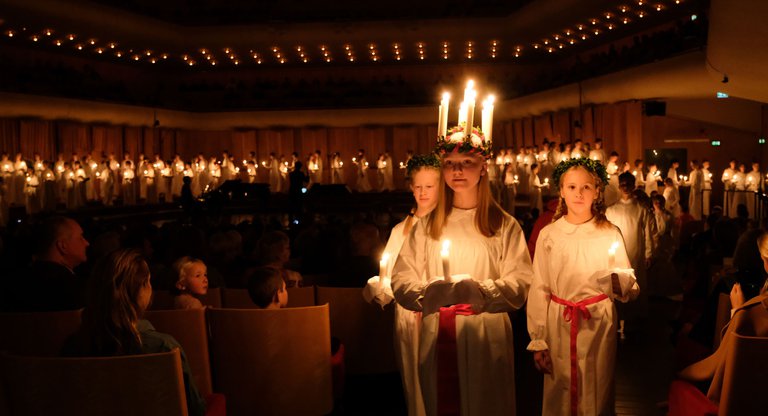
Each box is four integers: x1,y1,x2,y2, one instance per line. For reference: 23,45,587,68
427,163,505,240
404,165,441,236
552,165,612,228
172,256,206,294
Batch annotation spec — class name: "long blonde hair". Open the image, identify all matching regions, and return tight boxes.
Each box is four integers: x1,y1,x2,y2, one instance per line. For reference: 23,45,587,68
552,165,612,228
427,165,505,239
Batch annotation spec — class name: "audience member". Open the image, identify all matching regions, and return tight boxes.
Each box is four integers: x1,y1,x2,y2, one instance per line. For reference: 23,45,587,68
62,249,206,416
256,230,303,288
171,256,209,309
246,266,288,309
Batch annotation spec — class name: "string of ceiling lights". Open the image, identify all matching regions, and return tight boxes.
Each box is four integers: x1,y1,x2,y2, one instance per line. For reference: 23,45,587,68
0,1,685,68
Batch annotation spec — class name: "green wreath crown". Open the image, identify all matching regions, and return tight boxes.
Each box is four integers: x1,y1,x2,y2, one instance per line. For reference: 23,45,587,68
551,157,609,189
434,124,492,159
406,153,442,176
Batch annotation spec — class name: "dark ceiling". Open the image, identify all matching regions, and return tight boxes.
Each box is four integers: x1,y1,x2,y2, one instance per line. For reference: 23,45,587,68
88,0,535,25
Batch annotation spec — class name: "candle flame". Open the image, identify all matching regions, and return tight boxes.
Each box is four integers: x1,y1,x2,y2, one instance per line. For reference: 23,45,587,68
441,239,451,257
442,92,450,100
608,241,619,256
381,252,390,263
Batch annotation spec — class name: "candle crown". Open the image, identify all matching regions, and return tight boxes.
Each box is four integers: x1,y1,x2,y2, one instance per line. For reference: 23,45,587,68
405,153,441,177
435,125,492,159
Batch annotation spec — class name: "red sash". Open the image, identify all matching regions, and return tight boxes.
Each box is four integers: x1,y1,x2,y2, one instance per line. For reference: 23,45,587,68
436,304,477,416
550,293,609,416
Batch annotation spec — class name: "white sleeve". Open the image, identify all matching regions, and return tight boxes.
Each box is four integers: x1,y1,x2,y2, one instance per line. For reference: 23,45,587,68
477,217,533,313
391,222,428,311
526,227,551,351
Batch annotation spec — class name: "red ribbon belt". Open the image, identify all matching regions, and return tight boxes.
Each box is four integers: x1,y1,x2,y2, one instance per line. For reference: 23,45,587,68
550,293,608,416
436,304,477,416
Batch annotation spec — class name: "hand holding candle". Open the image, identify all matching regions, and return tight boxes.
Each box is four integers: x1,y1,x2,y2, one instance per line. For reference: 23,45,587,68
441,239,451,282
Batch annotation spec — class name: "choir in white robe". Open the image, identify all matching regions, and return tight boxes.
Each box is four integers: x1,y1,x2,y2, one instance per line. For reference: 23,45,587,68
721,167,735,214
364,217,426,416
354,157,372,192
392,208,532,416
663,185,682,218
687,168,703,220
645,171,659,196
528,217,639,416
606,197,654,319
745,170,762,219
729,171,746,217
702,168,712,216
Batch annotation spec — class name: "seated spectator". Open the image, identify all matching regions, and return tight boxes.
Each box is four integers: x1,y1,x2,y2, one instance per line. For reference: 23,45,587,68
171,256,209,309
8,216,89,312
246,267,288,309
62,249,205,416
256,230,303,288
672,231,768,410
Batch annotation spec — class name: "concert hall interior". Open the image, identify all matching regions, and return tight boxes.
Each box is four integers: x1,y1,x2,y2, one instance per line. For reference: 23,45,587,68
1,0,767,415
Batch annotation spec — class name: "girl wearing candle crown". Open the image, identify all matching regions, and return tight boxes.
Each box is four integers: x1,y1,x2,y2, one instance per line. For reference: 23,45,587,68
527,157,639,416
363,153,441,416
392,111,534,414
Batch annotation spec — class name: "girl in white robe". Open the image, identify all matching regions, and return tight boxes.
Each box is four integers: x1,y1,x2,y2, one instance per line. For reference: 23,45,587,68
528,158,639,416
729,163,747,218
393,131,533,416
687,161,704,220
363,154,441,416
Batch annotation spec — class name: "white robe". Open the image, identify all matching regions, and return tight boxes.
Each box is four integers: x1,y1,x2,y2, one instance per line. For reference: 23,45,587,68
392,208,533,416
722,167,736,213
377,218,426,416
729,171,746,218
527,217,639,416
645,172,659,196
702,168,712,216
663,186,681,218
355,158,372,192
745,170,763,219
606,197,654,319
688,169,703,220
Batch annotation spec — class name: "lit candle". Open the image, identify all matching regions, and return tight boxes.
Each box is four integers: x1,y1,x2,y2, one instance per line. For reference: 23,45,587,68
352,157,357,163
379,252,390,288
465,89,476,137
46,172,51,179
481,95,495,142
514,174,519,184
438,92,450,137
399,161,404,168
608,241,619,268
632,170,637,176
242,160,247,166
458,102,467,127
544,178,549,185
340,161,344,167
441,239,451,282
96,171,100,177
382,161,387,167
143,170,148,175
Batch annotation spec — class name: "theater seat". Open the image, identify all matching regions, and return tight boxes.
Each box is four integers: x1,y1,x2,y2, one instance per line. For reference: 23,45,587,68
208,305,333,416
0,309,82,356
150,288,222,310
316,286,396,374
287,286,315,307
144,308,214,396
221,288,257,309
718,330,768,414
0,349,189,416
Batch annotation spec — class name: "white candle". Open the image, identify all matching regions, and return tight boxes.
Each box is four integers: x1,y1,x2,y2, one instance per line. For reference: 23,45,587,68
352,157,357,163
379,252,390,288
608,241,619,268
458,102,467,127
438,92,450,137
465,89,476,138
482,95,495,142
340,161,344,167
544,178,549,184
632,170,637,176
441,239,451,282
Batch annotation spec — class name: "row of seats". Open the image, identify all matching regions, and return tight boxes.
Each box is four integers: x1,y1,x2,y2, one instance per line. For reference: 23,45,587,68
0,286,398,416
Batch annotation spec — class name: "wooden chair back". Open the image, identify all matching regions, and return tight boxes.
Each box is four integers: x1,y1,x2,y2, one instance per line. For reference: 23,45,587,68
0,349,188,416
0,309,82,356
316,286,396,374
208,305,333,416
144,308,213,396
150,288,222,310
718,329,768,415
221,288,258,309
287,286,316,307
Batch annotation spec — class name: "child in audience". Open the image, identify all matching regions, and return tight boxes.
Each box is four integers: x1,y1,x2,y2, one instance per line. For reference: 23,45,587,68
247,267,288,309
528,158,639,415
172,256,209,309
257,231,303,288
63,249,205,416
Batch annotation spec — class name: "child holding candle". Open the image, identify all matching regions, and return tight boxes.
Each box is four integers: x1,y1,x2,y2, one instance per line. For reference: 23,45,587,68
363,153,441,416
527,158,639,416
392,120,533,416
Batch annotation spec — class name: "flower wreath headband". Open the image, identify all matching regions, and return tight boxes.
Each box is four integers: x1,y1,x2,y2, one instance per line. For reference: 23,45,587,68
551,157,610,189
433,80,495,159
406,153,441,177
